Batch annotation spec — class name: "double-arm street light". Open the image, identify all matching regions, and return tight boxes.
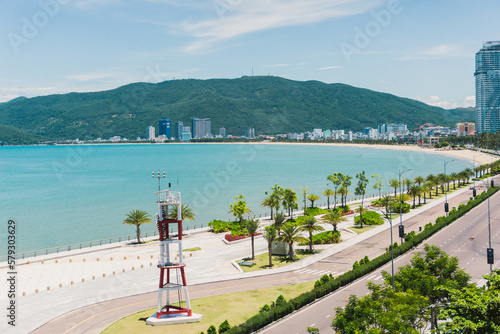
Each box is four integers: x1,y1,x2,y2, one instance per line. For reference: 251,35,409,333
444,160,454,216
399,169,412,244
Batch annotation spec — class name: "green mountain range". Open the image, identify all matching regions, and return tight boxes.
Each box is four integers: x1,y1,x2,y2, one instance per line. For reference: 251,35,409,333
0,76,474,144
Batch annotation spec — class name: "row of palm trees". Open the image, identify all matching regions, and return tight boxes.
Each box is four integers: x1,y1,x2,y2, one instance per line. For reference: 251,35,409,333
386,168,474,209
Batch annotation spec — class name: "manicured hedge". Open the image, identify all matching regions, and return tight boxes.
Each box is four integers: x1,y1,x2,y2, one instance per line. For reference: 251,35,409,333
226,187,498,334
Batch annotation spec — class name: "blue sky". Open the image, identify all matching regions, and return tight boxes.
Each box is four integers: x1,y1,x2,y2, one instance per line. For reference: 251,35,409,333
0,0,499,108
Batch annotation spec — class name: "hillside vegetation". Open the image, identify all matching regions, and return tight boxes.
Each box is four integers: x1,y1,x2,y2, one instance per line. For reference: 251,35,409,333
0,76,474,142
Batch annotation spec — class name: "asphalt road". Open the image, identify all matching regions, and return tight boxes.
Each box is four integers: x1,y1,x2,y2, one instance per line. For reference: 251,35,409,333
260,187,500,334
33,184,489,334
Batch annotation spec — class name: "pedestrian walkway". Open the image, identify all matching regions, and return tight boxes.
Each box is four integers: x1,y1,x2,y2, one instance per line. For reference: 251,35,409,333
0,183,474,334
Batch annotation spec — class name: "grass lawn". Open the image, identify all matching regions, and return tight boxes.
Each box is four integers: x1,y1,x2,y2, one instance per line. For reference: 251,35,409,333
102,281,315,334
349,226,375,234
183,247,201,252
238,250,319,273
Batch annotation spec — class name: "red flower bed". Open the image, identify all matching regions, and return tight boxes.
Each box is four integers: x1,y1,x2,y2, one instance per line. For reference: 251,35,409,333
341,210,354,216
225,233,262,242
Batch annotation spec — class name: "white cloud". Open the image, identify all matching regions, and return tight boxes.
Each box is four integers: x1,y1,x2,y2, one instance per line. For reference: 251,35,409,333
318,66,343,70
402,44,470,60
176,0,385,52
416,95,476,109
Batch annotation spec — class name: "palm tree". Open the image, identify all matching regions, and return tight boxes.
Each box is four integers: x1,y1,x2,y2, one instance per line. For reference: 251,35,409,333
424,181,434,199
338,186,349,207
261,195,274,220
300,216,325,253
414,176,425,205
263,226,277,267
282,188,298,217
229,194,252,226
389,178,400,197
168,204,195,220
380,195,394,215
323,189,334,209
307,193,320,208
449,172,459,190
273,212,286,235
277,224,307,260
355,205,368,229
321,210,346,235
436,173,446,194
420,183,429,204
123,210,153,243
462,168,474,184
404,178,413,193
408,184,420,208
427,174,440,196
246,219,260,260
372,174,383,199
327,172,343,209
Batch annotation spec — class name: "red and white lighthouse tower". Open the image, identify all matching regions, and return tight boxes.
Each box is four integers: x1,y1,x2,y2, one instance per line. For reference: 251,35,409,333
147,181,202,325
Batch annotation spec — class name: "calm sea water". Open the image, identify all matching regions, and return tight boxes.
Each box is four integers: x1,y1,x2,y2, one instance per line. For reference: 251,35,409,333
0,143,471,255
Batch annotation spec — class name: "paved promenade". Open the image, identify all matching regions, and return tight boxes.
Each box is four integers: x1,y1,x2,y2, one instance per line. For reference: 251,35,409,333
0,185,478,334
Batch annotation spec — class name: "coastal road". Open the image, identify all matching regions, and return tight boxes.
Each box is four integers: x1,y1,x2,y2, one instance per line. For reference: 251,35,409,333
260,189,500,334
33,185,484,334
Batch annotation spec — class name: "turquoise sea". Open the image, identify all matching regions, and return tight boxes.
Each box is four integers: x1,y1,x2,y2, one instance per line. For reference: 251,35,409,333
0,143,471,256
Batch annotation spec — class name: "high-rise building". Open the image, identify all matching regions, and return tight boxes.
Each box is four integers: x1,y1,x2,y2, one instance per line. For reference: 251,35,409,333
147,126,155,140
475,41,500,133
175,121,184,140
191,118,212,139
457,122,475,135
245,128,255,139
219,127,226,137
159,119,171,139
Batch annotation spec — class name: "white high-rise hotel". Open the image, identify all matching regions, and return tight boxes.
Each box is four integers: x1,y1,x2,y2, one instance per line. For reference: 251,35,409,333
475,41,500,133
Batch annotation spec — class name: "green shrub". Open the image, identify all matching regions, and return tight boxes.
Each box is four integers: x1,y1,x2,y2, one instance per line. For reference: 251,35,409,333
276,295,286,307
425,222,433,229
352,260,359,269
207,325,217,334
305,207,328,216
337,205,350,213
404,231,416,241
354,211,383,225
219,320,231,333
391,202,410,213
259,304,271,313
298,231,341,245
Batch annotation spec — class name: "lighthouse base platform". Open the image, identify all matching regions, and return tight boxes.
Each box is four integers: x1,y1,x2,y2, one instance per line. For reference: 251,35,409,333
146,313,203,326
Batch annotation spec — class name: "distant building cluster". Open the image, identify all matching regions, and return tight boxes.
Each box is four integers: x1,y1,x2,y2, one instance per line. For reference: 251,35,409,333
145,118,257,142
281,122,476,143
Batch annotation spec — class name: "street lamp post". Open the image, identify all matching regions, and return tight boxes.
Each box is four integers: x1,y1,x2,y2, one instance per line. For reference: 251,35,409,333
399,169,412,244
379,208,395,291
444,160,454,216
479,178,493,274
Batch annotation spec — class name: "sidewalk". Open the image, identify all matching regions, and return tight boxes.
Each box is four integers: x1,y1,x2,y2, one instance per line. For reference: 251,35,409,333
0,184,474,334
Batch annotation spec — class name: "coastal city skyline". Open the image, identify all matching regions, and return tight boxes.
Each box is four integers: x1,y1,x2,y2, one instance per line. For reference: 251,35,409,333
2,0,500,109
